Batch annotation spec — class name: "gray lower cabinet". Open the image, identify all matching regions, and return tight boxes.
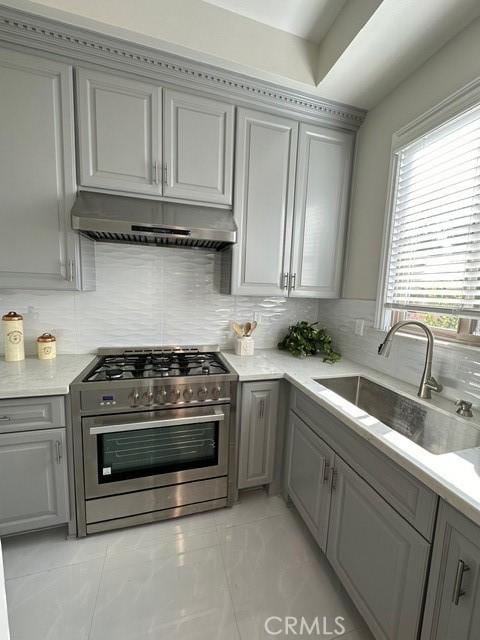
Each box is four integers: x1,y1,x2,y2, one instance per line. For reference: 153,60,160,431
327,456,430,640
238,381,279,489
0,428,69,535
421,501,480,640
286,413,334,551
0,47,94,291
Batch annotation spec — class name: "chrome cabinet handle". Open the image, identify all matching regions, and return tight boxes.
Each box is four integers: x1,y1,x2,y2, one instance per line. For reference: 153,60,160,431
55,440,62,464
153,161,160,185
452,559,470,605
289,273,297,290
67,259,75,283
0,416,12,423
280,273,289,290
329,467,338,491
163,163,168,185
323,461,330,484
259,399,265,419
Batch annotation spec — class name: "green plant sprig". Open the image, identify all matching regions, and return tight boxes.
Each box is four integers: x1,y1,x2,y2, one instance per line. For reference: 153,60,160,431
278,321,340,363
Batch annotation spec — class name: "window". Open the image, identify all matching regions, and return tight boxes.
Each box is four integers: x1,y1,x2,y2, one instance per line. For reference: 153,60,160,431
378,101,480,346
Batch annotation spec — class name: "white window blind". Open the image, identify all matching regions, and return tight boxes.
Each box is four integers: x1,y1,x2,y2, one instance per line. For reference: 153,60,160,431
385,105,480,318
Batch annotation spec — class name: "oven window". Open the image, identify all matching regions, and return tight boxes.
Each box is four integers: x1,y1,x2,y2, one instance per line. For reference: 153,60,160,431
97,422,218,483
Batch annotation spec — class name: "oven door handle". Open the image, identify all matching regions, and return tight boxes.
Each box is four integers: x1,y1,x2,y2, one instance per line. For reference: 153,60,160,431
89,410,225,435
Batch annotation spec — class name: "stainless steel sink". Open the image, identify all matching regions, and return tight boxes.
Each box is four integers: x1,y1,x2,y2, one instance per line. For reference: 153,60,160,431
315,376,480,455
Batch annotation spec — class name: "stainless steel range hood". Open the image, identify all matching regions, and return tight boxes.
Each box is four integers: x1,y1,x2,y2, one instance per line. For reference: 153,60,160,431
72,192,237,251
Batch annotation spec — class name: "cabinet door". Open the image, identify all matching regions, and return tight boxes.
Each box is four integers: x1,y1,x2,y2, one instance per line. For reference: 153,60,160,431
164,89,234,204
289,123,353,298
77,68,162,195
422,501,480,640
0,48,89,290
286,412,334,551
238,381,279,489
231,108,298,296
0,429,69,536
327,456,430,640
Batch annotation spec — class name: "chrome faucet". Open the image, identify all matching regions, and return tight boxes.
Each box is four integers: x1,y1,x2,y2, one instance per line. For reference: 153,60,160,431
378,321,443,399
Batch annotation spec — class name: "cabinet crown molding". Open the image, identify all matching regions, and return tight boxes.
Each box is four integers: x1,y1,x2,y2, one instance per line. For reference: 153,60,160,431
0,5,366,129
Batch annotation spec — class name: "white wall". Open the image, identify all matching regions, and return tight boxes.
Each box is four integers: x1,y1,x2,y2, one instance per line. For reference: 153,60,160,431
343,15,480,300
0,243,318,355
7,0,318,89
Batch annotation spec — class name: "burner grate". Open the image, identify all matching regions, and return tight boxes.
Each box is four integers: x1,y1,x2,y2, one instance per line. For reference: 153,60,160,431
84,350,229,382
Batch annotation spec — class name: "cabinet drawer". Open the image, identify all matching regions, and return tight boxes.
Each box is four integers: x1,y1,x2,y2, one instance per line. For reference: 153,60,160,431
290,388,437,540
0,396,65,432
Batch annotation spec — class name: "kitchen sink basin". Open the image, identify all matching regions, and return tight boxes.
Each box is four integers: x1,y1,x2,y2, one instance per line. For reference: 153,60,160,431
315,376,480,455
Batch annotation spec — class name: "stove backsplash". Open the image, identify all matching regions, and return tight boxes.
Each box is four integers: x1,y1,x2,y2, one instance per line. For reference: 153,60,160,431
0,243,318,355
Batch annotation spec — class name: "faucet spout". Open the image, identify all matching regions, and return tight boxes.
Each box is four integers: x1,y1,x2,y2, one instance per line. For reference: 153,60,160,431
377,320,443,399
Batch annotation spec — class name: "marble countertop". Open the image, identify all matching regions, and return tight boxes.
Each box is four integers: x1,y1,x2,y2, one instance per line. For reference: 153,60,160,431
222,349,480,528
0,355,94,399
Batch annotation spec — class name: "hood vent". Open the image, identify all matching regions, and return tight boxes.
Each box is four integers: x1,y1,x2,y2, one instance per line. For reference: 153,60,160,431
72,192,236,251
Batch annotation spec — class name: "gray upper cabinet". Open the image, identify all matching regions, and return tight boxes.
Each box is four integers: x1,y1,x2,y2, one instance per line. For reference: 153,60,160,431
230,108,353,298
327,456,430,640
286,412,334,552
0,48,94,291
76,68,162,195
0,428,69,535
231,108,298,296
422,501,480,640
238,381,279,489
163,89,234,204
289,123,354,298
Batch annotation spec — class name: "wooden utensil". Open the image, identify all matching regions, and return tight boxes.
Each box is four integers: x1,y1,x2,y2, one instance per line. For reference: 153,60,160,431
232,322,244,337
248,321,257,335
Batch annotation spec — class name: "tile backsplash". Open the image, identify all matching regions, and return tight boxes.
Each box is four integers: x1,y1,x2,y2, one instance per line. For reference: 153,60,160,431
0,243,318,355
317,299,480,407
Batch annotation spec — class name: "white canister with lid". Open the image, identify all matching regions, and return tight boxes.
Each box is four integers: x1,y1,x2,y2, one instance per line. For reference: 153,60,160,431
37,333,57,360
2,311,25,362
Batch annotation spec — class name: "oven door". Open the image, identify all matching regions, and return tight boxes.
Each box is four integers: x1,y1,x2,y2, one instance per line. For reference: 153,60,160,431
82,405,230,499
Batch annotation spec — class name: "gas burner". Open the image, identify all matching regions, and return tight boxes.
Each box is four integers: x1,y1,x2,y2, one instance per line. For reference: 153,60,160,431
84,349,229,382
105,368,124,379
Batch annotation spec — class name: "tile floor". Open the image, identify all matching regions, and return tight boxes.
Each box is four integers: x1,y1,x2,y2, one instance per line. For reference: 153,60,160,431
3,490,373,640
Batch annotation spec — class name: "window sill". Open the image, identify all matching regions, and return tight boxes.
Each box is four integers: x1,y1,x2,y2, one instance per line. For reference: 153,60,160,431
390,330,480,354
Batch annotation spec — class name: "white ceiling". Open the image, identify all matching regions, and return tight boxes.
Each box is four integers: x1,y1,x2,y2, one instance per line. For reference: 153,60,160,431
318,0,480,107
202,0,347,43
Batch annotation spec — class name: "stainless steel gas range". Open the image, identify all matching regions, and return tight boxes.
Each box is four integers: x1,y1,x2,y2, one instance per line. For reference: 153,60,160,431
70,346,237,536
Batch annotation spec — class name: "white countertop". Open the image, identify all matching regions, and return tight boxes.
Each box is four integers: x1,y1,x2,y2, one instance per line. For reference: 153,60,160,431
222,349,480,528
0,355,94,399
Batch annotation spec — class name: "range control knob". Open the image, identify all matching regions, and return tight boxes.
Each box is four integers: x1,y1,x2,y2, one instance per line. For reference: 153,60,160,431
128,390,140,406
168,387,181,404
183,387,194,402
211,385,222,401
142,390,154,405
197,385,209,402
156,388,167,404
